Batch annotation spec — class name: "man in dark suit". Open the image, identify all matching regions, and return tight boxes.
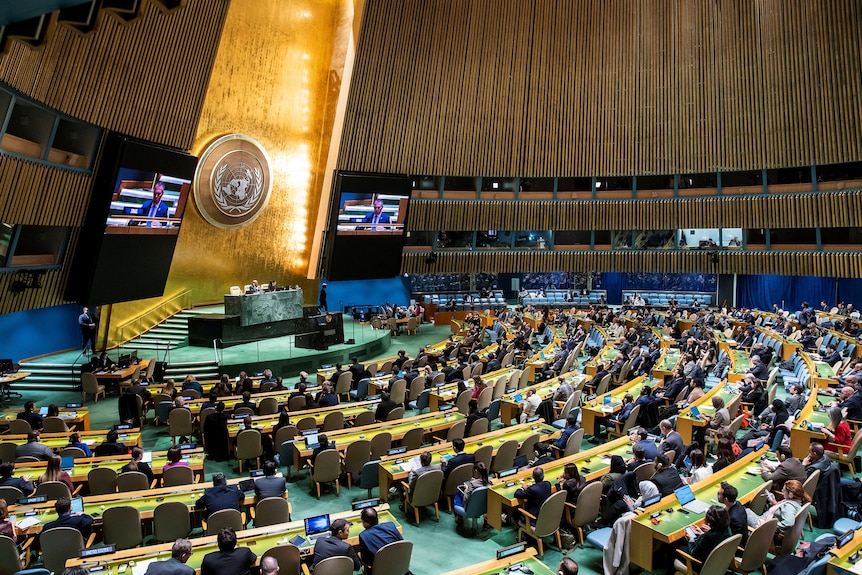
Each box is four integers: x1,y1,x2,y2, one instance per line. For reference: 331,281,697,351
42,497,94,537
16,400,43,430
718,482,749,545
235,391,257,415
348,357,366,384
311,518,362,571
311,434,336,462
144,539,195,575
587,363,609,394
442,438,475,481
513,466,552,521
200,527,256,575
362,199,391,224
359,507,403,570
407,451,440,491
195,473,243,518
374,391,398,422
659,419,684,458
254,460,286,499
650,454,683,497
138,181,170,222
0,461,34,494
760,446,806,492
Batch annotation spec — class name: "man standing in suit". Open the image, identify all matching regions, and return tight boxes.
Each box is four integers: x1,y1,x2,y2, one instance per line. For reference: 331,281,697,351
195,473,243,518
442,438,475,481
78,306,96,353
362,199,390,225
43,497,94,537
144,539,195,575
254,460,286,499
311,518,362,571
513,466,552,521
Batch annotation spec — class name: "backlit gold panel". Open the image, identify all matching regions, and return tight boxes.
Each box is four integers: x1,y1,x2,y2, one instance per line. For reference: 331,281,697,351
339,0,862,175
106,0,355,339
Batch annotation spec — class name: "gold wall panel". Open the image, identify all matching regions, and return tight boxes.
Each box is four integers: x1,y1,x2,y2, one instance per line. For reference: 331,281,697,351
339,0,862,176
402,251,862,279
106,0,355,341
406,192,862,232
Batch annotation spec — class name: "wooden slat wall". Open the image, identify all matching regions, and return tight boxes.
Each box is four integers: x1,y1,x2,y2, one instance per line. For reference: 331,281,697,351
339,0,862,175
402,251,862,279
0,0,231,315
0,0,229,150
406,192,862,232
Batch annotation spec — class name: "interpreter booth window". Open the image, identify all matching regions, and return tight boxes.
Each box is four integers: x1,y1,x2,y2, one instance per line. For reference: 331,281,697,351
612,231,634,250
555,231,591,250
595,176,632,200
437,231,474,250
676,172,717,198
519,177,555,200
722,228,743,250
7,225,71,269
721,170,762,195
403,230,435,249
594,230,612,250
636,175,675,199
770,228,817,251
557,177,592,200
678,229,719,250
634,230,674,250
767,167,812,193
817,161,862,189
744,229,768,251
481,177,516,200
476,230,513,250
411,175,441,199
820,227,862,250
514,230,552,250
0,223,12,268
441,176,478,200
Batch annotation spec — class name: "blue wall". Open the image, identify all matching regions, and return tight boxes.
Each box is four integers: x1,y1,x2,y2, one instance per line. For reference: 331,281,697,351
321,276,412,312
0,303,81,362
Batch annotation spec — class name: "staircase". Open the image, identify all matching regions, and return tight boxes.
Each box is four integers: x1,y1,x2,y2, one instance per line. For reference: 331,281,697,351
164,360,220,382
14,362,82,392
122,309,221,353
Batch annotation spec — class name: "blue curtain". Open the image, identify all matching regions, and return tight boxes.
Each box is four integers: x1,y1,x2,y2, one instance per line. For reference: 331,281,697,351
621,273,716,292
736,275,836,311
0,304,81,362
790,276,837,310
838,279,862,307
601,272,624,305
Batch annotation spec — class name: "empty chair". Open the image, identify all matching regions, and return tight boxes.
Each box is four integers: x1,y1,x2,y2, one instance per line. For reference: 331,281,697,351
258,397,279,416
353,411,376,427
400,427,424,451
0,486,24,505
162,465,195,487
81,372,105,402
517,433,541,458
236,428,263,472
342,439,371,488
335,372,353,401
358,459,381,499
372,540,413,575
731,518,778,574
88,467,118,495
323,411,345,431
439,421,466,443
385,407,404,421
467,417,489,437
40,527,85,575
314,556,355,575
35,481,71,501
309,449,341,498
0,443,17,462
402,469,444,524
455,390,472,415
254,497,291,527
262,545,304,575
472,444,494,470
350,378,371,402
8,419,31,435
491,439,518,473
295,416,317,431
205,508,244,535
103,505,142,550
389,379,407,406
407,389,430,413
42,416,69,433
517,490,567,557
117,471,150,492
153,500,191,542
288,396,308,411
369,432,392,460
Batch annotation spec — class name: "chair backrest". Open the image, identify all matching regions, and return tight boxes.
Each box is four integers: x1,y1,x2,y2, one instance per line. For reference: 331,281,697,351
288,396,308,411
409,469,444,507
335,371,353,395
618,404,641,435
359,459,381,493
533,490,567,538
462,485,489,519
258,397,279,415
0,486,24,505
518,369,531,389
372,539,413,575
699,533,743,575
444,463,474,497
8,419,31,435
313,449,343,484
386,406,405,421
181,388,200,399
234,406,255,417
517,433,541,458
103,505,142,550
168,408,193,434
487,399,501,421
634,462,656,482
153,500,191,542
477,386,493,410
40,527,84,575
390,379,407,405
0,533,24,573
747,480,773,515
274,425,299,446
564,428,585,457
81,372,99,393
845,427,862,459
42,416,69,433
472,444,493,469
491,439,518,473
493,376,508,400
88,466,118,495
162,464,195,487
776,502,811,556
0,442,17,462
262,544,303,575
401,427,424,451
255,497,291,528
206,508,243,535
313,555,354,575
236,429,263,459
445,420,466,442
353,411,376,427
296,416,317,431
407,378,425,402
596,374,612,395
369,432,392,459
323,410,345,431
802,469,820,502
468,417,489,437
380,360,394,375
117,471,150,492
737,518,778,571
343,439,372,474
571,481,602,527
35,480,71,500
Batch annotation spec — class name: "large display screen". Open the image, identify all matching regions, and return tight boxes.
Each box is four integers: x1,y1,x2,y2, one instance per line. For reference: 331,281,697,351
65,133,198,306
322,172,412,280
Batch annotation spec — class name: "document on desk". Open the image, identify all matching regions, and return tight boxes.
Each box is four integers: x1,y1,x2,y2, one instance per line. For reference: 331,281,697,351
845,560,862,575
400,456,421,473
132,559,159,575
14,516,40,530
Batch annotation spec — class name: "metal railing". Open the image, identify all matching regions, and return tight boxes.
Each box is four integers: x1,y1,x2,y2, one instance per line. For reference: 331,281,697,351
116,290,193,347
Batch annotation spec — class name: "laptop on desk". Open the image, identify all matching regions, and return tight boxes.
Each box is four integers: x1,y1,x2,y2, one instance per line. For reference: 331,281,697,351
674,484,711,514
304,514,331,543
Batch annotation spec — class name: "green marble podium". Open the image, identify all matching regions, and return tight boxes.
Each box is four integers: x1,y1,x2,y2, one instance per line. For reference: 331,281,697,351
224,288,304,326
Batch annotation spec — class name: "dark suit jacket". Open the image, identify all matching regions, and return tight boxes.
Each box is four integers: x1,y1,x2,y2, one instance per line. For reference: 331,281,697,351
762,457,806,491
200,547,256,575
144,557,195,575
661,431,684,458
651,467,684,497
140,200,169,218
513,480,552,518
443,452,475,480
312,535,362,570
195,484,243,517
254,475,286,499
362,212,390,223
358,522,402,567
17,411,43,429
727,501,749,545
43,512,94,536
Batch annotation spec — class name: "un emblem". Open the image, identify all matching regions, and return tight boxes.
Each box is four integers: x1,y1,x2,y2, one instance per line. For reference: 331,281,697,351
194,135,272,229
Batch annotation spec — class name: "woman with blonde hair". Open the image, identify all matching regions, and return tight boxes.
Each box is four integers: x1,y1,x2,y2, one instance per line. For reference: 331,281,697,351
38,454,73,491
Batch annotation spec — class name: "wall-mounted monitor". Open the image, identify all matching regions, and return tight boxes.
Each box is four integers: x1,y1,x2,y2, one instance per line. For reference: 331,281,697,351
322,172,412,280
66,132,198,306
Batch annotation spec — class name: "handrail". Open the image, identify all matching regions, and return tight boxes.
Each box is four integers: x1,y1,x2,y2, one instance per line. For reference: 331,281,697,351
116,290,193,346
